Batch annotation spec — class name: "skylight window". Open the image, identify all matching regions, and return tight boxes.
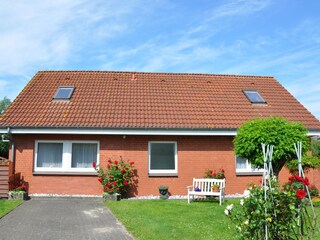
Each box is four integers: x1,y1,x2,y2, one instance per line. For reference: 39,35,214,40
53,86,74,100
243,90,266,104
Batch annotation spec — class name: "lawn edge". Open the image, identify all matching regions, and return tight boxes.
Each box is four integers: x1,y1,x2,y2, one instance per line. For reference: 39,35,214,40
0,200,25,219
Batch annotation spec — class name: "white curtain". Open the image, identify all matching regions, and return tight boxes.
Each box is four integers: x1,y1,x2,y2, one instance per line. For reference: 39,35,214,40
72,143,97,168
236,157,247,169
37,143,63,168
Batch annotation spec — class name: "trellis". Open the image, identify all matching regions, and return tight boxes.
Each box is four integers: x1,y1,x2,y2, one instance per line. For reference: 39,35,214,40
261,142,319,239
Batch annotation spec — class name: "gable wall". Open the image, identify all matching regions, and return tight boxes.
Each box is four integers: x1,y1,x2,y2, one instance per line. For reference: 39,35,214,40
10,134,297,196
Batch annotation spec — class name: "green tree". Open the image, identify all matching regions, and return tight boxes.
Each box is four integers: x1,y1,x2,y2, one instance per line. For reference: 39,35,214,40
233,117,309,176
0,96,11,114
0,97,11,158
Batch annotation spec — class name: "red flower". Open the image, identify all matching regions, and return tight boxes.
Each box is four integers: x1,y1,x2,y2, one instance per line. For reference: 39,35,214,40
113,181,117,186
107,183,111,187
289,176,294,181
209,170,213,174
259,179,262,184
108,159,112,163
294,174,304,182
98,178,103,183
92,162,96,168
121,170,126,174
303,177,310,186
213,173,217,177
130,162,134,165
296,190,306,199
114,160,118,165
221,168,225,173
123,181,128,186
107,165,111,169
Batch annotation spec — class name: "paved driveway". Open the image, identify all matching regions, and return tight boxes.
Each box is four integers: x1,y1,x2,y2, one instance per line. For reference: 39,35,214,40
0,198,135,240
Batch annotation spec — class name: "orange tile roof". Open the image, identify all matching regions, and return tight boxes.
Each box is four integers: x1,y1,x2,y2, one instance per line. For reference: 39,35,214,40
0,71,319,130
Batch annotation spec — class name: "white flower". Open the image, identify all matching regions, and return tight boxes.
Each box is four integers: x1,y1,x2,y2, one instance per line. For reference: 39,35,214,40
243,189,250,198
224,209,229,215
226,204,233,211
240,199,244,206
236,226,241,231
244,220,249,225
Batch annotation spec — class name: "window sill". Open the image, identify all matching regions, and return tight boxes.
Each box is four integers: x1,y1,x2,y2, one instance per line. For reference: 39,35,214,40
148,173,178,177
33,171,98,176
236,171,264,176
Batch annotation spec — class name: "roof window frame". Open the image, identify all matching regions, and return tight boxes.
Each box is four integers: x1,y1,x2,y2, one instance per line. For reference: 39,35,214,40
53,86,75,100
243,90,266,104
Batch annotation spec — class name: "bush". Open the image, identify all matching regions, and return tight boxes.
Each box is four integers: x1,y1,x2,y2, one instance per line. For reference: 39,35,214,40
93,157,135,197
310,185,319,197
204,168,225,179
225,176,316,239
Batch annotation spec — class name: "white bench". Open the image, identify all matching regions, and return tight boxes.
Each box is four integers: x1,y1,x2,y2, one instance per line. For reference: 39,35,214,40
187,178,225,205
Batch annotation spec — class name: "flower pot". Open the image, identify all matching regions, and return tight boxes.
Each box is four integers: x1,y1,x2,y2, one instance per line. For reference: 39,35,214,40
212,186,219,192
159,189,168,195
102,193,121,201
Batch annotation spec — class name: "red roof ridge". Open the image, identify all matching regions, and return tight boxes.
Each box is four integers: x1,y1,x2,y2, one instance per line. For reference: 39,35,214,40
37,70,274,79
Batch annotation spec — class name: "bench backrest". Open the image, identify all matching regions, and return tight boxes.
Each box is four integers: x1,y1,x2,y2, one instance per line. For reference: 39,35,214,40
192,178,225,192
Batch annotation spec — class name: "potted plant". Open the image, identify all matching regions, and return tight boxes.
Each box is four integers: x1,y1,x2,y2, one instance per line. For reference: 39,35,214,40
8,183,28,200
212,183,219,192
159,185,169,200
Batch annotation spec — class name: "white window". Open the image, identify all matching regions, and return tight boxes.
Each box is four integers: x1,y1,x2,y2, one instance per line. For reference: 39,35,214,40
235,156,264,175
148,142,177,175
34,140,99,173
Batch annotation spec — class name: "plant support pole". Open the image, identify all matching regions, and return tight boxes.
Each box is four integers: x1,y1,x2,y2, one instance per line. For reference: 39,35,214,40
261,143,268,240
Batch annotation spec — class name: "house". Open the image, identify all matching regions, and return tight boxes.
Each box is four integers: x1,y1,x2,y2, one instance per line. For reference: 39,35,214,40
0,71,319,196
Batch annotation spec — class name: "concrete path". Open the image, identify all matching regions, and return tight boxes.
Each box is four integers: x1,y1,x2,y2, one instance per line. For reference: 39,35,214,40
0,198,135,240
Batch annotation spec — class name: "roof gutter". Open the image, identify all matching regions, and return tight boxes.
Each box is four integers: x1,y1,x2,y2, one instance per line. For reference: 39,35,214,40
0,126,238,136
1,126,319,136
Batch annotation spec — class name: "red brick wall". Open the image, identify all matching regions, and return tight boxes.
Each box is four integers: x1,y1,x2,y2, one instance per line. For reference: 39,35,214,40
9,134,318,196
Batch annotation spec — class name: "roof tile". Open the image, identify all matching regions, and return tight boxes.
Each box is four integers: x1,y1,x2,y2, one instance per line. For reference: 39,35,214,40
0,71,319,130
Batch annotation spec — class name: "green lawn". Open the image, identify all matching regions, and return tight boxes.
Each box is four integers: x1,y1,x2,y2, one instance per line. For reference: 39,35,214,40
106,199,240,240
105,199,320,240
0,199,23,218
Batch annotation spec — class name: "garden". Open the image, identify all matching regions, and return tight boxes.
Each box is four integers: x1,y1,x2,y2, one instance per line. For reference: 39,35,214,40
96,117,320,239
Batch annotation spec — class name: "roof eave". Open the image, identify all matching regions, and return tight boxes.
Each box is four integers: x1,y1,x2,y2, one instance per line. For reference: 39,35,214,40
0,126,238,136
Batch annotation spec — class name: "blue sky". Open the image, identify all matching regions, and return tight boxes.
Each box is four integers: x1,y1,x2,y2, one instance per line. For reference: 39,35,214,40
0,0,319,120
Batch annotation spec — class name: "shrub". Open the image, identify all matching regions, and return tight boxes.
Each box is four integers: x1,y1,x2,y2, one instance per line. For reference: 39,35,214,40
310,185,319,197
225,176,316,239
204,168,225,179
93,157,135,197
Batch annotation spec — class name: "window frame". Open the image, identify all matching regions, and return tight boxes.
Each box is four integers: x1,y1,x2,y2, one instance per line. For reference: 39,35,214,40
243,90,266,104
235,156,264,175
53,86,75,100
34,140,99,173
148,141,178,176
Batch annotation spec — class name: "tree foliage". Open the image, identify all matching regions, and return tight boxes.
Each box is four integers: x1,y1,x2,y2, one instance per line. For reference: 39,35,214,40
0,96,11,114
0,97,11,158
233,117,309,175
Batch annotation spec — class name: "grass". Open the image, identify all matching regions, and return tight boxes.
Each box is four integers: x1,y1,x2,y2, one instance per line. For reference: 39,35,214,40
105,199,320,240
106,199,239,240
0,199,23,218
